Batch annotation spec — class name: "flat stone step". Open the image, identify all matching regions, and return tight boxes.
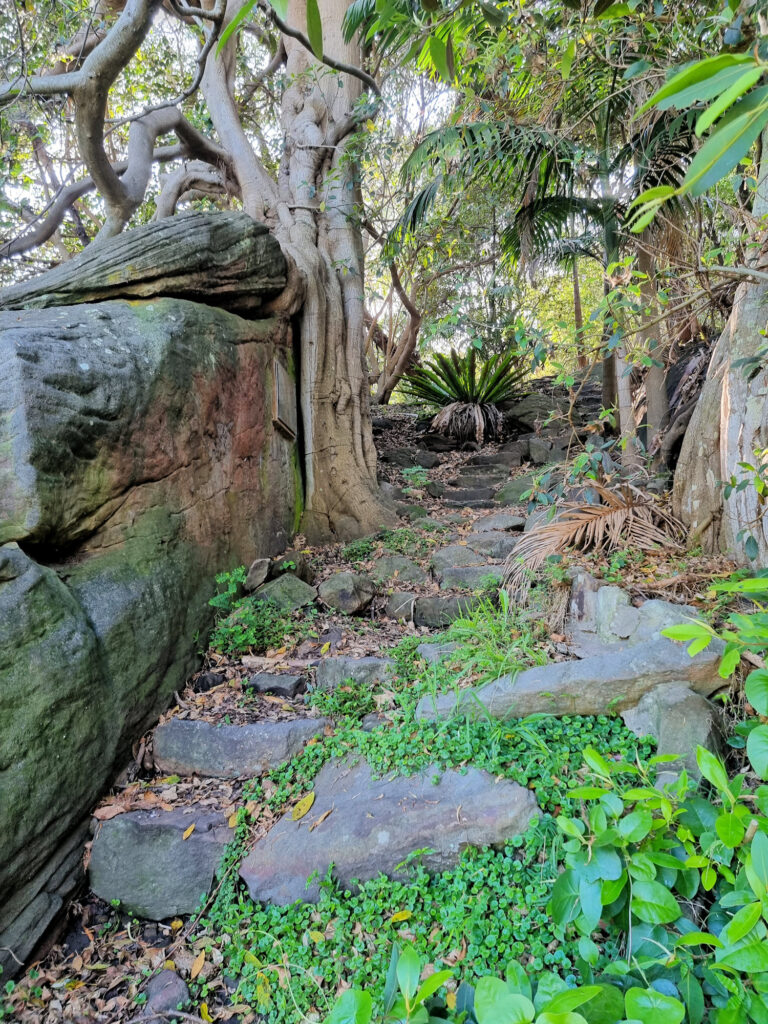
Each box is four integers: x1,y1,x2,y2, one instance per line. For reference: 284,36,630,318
384,591,416,620
315,656,395,691
239,756,539,905
465,532,519,559
417,641,459,664
471,512,526,533
153,717,327,778
431,545,486,571
445,486,496,501
247,672,304,698
371,555,428,585
465,452,521,467
440,565,504,591
89,807,233,920
444,496,496,509
495,476,535,506
413,595,476,627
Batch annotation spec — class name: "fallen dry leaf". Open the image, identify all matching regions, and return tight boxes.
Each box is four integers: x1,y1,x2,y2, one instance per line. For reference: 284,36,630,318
292,792,315,821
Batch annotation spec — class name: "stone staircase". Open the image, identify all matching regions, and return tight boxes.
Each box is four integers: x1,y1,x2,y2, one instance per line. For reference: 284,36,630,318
85,434,727,962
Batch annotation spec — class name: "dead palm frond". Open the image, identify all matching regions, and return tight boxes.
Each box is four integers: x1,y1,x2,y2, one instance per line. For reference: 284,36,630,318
431,401,504,444
504,484,686,602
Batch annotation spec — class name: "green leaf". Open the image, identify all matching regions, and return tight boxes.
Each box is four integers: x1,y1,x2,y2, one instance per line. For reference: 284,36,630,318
618,809,653,843
631,880,681,924
396,944,420,1002
624,987,685,1024
750,831,768,891
543,987,602,1014
561,40,576,81
427,35,451,83
474,978,535,1024
723,902,762,943
719,643,742,678
716,929,768,972
696,67,765,135
696,747,732,793
217,0,258,51
549,870,580,927
679,969,704,1024
680,87,768,197
746,670,768,716
661,622,711,642
747,724,768,779
675,931,723,948
638,53,756,115
536,1014,588,1024
306,0,324,58
415,970,454,1005
716,812,746,848
324,989,373,1024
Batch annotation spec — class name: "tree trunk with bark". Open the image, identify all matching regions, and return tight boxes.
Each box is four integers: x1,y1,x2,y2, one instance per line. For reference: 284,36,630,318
673,137,768,562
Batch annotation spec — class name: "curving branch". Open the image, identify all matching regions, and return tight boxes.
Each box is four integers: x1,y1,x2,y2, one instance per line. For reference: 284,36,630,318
153,160,236,218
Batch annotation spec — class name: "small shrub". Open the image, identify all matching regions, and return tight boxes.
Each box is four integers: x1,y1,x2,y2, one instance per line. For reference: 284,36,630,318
207,565,288,655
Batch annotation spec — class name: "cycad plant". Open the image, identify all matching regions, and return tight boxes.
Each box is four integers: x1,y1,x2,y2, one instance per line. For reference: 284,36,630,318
401,346,528,444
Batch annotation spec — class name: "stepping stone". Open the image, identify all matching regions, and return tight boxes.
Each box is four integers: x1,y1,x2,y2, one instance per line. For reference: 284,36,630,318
89,807,233,919
413,596,475,627
395,503,429,520
426,481,446,498
269,549,314,584
416,629,725,722
445,486,496,504
465,451,521,467
431,545,485,571
471,512,526,533
247,672,304,698
194,671,225,692
495,476,535,506
372,555,428,585
153,718,327,778
622,683,725,783
315,656,395,691
318,572,376,614
380,448,417,467
384,591,416,620
529,436,568,465
144,971,191,1016
244,558,270,592
417,641,459,664
465,532,519,559
254,574,317,613
239,756,539,905
452,465,509,483
440,565,504,591
414,451,441,469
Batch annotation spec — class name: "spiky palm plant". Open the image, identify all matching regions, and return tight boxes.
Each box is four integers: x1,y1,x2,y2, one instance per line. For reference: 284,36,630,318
401,347,528,444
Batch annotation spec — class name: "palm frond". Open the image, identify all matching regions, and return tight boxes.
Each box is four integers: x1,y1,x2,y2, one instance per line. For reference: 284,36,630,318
500,196,614,269
503,485,685,602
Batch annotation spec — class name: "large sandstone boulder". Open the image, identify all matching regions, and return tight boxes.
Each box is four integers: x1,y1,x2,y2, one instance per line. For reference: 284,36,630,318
0,281,299,974
0,212,286,314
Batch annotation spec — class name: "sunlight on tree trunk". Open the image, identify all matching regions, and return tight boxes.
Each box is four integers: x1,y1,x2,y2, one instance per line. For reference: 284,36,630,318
674,131,768,562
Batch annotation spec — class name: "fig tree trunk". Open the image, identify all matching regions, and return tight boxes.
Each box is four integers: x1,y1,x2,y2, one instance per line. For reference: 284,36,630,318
673,140,768,562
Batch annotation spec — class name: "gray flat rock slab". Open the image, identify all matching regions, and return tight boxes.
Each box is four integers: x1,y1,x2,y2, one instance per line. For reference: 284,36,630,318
622,684,725,782
495,477,535,506
413,596,476,627
239,757,539,905
317,572,376,614
89,807,233,919
372,555,428,585
466,452,521,467
416,638,725,721
254,574,317,613
431,545,486,571
153,717,327,778
247,672,304,698
471,512,526,533
315,656,395,691
440,565,504,591
465,532,518,559
417,641,459,664
384,591,416,620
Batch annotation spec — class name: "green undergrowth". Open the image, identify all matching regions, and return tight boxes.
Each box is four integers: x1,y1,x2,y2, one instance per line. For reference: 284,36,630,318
199,819,575,1023
193,712,654,1021
342,526,447,566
